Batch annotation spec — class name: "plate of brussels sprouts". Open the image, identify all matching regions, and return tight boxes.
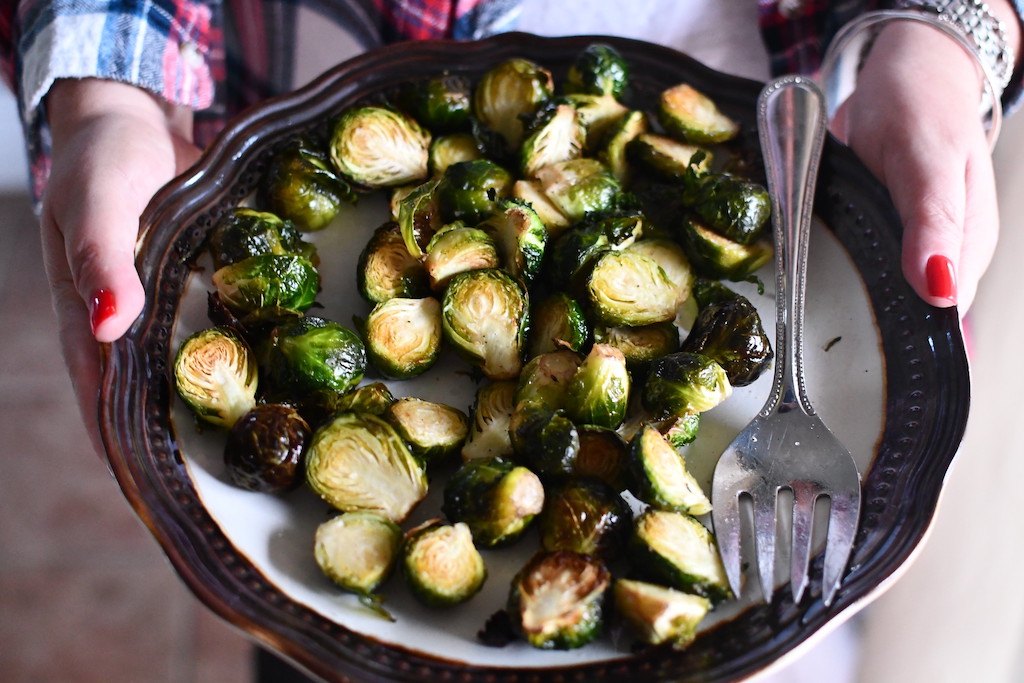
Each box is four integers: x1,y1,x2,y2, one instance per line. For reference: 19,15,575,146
101,33,969,682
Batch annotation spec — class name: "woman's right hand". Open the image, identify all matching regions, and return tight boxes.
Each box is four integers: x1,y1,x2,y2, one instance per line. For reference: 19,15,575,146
41,78,201,458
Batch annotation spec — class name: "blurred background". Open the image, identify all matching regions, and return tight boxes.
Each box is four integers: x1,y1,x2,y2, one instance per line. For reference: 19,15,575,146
1,84,1023,681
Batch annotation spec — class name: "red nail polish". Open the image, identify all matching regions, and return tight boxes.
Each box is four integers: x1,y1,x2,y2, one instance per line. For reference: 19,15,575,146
925,255,957,303
89,289,117,334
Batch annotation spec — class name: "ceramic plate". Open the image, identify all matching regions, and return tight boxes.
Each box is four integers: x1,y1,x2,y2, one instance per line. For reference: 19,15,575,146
100,33,969,682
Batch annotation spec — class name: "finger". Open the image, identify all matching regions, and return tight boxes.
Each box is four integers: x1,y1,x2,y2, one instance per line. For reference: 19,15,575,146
955,150,1000,312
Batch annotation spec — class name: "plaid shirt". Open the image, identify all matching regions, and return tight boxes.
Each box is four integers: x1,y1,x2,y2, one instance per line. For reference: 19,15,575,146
1,0,1022,204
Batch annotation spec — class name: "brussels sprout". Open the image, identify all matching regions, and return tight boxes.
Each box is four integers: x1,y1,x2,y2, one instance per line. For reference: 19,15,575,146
402,519,487,607
565,43,630,99
261,136,356,232
397,177,443,259
223,403,310,492
305,411,428,523
560,93,630,151
691,277,740,309
364,297,442,379
384,396,469,465
598,109,648,184
436,159,514,225
625,238,694,309
395,73,473,133
593,321,680,367
174,326,258,429
314,511,402,620
628,424,711,515
442,456,545,548
429,132,482,176
631,509,732,602
508,401,580,480
686,173,771,245
538,478,632,559
520,103,585,177
564,344,630,429
613,578,711,648
678,217,773,281
424,224,501,291
314,381,396,419
508,550,611,650
681,294,773,387
534,158,623,224
641,351,732,419
659,412,701,448
441,268,528,380
585,248,678,327
207,207,316,270
526,293,588,357
514,350,583,411
264,316,366,397
478,198,548,286
544,212,644,291
629,132,711,181
357,222,430,304
461,380,518,461
658,82,740,145
512,179,573,235
211,253,319,315
473,58,554,153
575,426,630,491
329,105,430,188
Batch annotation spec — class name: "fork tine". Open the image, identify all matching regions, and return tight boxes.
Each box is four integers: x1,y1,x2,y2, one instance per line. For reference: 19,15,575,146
752,490,779,603
822,488,860,606
789,484,817,603
712,486,744,600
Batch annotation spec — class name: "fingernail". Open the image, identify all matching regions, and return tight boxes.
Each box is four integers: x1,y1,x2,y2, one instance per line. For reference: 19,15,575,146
89,289,117,334
925,254,957,303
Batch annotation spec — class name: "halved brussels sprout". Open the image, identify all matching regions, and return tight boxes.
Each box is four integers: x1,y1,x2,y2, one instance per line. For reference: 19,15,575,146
402,519,487,607
473,57,554,153
395,73,473,133
326,382,396,416
512,179,572,235
526,293,588,357
461,380,518,461
625,238,694,309
424,223,501,291
628,424,711,515
681,294,773,387
429,132,482,176
560,93,630,150
659,412,701,448
508,401,580,480
305,411,428,523
613,578,711,648
442,456,545,548
479,198,548,286
174,326,258,429
520,103,584,178
212,253,319,315
364,297,442,379
686,173,771,245
598,109,648,184
436,159,514,225
261,136,356,232
678,217,773,281
441,268,528,380
264,316,366,396
384,396,469,465
641,351,732,419
508,550,611,650
575,426,630,491
629,132,711,181
357,221,430,304
514,350,583,411
585,248,678,327
544,212,643,291
207,207,316,270
534,158,623,225
593,321,680,367
329,105,430,188
631,509,732,602
397,177,443,259
658,82,739,145
538,478,632,559
224,403,310,492
565,42,630,99
564,344,630,429
314,511,402,620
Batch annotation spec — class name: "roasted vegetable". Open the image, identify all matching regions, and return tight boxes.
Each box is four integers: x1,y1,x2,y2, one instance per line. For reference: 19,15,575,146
544,212,644,291
565,42,629,99
613,578,711,648
534,158,623,225
561,93,630,151
461,380,518,461
514,350,582,411
174,326,258,429
261,136,356,231
508,550,611,650
314,511,401,620
658,82,739,144
212,253,319,315
384,396,469,465
364,297,442,379
629,132,711,181
329,105,430,188
626,238,694,309
207,207,316,270
442,456,545,547
224,403,310,492
538,478,632,559
512,179,573,235
509,401,580,480
396,73,473,133
402,519,487,607
681,294,773,386
686,172,771,245
585,247,679,327
429,132,482,176
631,509,732,603
305,411,428,523
628,424,711,515
564,344,630,429
593,321,680,368
436,159,514,225
424,223,501,291
520,103,585,177
678,217,773,281
397,177,443,258
575,426,630,491
478,198,548,286
473,57,554,153
641,351,732,418
660,413,701,448
264,316,366,397
357,222,430,304
598,109,648,184
526,292,588,357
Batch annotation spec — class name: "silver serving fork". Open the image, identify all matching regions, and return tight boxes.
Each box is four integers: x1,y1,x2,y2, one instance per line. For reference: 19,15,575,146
710,76,861,606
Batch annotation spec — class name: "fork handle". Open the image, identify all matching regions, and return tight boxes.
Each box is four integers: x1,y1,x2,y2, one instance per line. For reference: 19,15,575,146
756,76,829,416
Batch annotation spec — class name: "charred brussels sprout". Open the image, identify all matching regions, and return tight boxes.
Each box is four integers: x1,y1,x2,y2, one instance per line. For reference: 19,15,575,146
441,268,528,380
686,173,771,245
514,350,582,411
679,217,773,281
174,326,258,429
442,456,545,547
207,207,315,270
473,58,554,153
598,109,648,184
508,550,611,650
629,132,711,181
658,82,739,145
212,253,319,316
264,316,366,397
564,344,630,429
613,578,711,648
520,103,585,177
436,159,514,225
631,509,732,602
397,177,443,258
479,198,548,286
544,212,643,291
384,397,469,465
424,223,501,291
402,519,487,607
681,294,773,386
461,380,518,461
691,277,741,309
357,222,430,304
364,297,442,379
575,427,630,491
261,136,356,232
314,511,402,620
565,43,629,99
534,158,623,225
628,424,711,515
396,73,473,133
224,403,310,492
593,321,680,367
329,105,430,188
585,248,678,327
538,478,632,560
527,293,588,357
509,402,580,480
642,351,732,418
305,411,428,523
429,133,482,176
